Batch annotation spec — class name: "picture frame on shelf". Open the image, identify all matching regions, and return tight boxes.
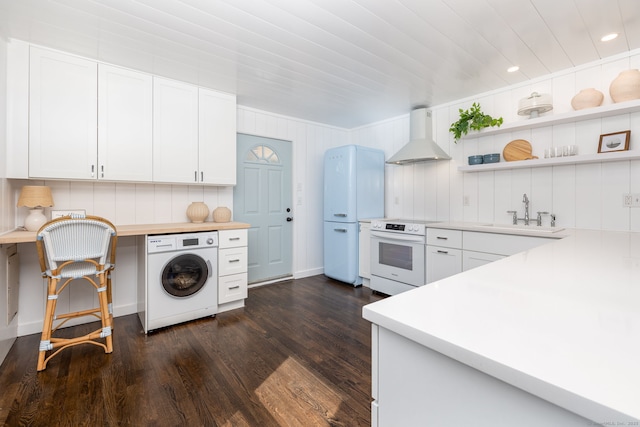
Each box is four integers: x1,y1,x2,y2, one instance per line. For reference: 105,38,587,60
598,130,630,153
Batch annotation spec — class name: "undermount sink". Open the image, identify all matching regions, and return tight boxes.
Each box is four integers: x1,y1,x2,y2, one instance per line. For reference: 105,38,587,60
476,223,565,233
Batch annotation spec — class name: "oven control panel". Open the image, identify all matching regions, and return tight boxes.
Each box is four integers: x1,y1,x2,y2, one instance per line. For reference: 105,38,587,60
371,220,427,235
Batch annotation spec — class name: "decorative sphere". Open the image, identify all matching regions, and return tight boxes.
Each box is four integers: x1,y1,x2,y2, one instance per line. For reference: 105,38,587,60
213,206,232,223
186,202,209,223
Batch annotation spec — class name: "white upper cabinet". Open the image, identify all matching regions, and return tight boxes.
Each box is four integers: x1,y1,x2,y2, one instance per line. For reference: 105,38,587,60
98,64,153,181
199,88,237,185
29,47,98,179
28,47,154,181
153,78,237,185
152,77,200,184
21,44,236,185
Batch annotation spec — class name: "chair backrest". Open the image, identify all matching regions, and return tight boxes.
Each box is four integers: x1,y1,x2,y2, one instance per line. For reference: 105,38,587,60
36,215,117,272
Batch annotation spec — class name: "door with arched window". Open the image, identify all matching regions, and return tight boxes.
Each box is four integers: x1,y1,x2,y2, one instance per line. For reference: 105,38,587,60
234,134,292,284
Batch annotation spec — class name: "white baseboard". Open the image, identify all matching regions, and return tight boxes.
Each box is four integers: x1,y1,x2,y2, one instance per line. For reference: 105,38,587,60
294,267,323,279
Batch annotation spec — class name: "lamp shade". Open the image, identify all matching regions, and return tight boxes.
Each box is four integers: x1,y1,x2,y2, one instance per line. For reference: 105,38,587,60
17,186,54,208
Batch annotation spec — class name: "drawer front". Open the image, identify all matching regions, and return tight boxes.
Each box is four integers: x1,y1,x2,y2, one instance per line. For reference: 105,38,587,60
426,228,462,248
219,229,248,249
219,246,248,276
462,250,505,271
463,231,550,256
219,273,248,304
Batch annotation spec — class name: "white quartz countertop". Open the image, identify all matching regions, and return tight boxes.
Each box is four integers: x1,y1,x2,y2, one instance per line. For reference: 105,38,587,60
363,228,640,423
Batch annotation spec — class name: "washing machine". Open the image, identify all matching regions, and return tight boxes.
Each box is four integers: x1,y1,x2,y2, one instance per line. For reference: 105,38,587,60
140,231,218,333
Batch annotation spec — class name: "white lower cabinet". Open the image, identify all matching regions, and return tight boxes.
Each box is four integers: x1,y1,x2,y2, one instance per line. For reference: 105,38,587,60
372,325,592,426
462,250,505,271
219,273,248,305
359,221,372,285
426,228,554,282
218,229,248,312
426,246,462,283
426,229,462,284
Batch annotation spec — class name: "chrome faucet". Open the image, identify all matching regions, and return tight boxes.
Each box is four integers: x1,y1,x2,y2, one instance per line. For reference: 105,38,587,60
507,193,533,225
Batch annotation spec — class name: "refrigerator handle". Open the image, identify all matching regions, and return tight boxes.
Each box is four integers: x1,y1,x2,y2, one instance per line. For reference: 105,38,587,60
334,213,347,217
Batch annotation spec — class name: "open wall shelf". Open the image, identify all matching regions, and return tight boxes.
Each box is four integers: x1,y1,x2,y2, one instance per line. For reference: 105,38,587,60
459,99,640,140
458,150,640,172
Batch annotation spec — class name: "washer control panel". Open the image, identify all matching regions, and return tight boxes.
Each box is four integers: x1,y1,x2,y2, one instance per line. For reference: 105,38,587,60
148,231,218,254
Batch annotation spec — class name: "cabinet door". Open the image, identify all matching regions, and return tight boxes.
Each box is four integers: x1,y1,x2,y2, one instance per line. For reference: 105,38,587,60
29,47,97,179
98,64,152,181
359,222,371,279
462,251,505,272
199,88,237,185
153,77,199,183
426,246,462,283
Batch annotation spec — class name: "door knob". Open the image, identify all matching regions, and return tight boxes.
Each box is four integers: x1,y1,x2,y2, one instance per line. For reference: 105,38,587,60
286,217,293,222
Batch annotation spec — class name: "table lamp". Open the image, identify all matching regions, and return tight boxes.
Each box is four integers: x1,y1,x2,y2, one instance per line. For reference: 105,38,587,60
17,186,54,231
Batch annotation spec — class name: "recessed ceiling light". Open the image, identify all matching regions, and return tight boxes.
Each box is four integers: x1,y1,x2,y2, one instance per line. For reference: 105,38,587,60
507,66,520,73
601,33,618,42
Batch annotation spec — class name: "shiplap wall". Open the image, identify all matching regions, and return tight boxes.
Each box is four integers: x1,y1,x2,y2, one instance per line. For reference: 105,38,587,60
11,104,348,336
353,50,640,232
0,35,18,363
6,45,640,337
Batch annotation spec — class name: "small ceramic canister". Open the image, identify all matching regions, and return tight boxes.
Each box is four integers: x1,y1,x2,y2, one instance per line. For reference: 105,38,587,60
609,69,640,103
213,206,232,222
571,88,604,110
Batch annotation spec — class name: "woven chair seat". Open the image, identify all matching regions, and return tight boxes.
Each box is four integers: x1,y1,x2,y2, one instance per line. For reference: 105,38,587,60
48,261,98,279
35,215,117,371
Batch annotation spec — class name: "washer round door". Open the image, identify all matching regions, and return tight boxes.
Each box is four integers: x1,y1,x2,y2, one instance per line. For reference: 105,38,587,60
161,253,209,297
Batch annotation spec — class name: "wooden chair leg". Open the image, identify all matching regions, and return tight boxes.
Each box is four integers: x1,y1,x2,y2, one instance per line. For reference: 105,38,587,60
97,273,113,354
106,270,114,327
37,277,58,371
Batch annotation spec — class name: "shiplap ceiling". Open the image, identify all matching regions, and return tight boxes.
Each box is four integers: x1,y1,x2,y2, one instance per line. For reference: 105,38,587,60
0,0,639,128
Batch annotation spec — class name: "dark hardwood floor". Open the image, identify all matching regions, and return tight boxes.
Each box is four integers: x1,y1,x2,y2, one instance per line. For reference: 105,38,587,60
0,275,384,426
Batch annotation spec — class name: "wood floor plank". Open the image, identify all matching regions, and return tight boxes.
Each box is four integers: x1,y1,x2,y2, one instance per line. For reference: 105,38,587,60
0,275,383,426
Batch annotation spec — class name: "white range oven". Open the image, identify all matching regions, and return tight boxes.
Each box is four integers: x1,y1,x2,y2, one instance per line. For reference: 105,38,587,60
370,219,437,295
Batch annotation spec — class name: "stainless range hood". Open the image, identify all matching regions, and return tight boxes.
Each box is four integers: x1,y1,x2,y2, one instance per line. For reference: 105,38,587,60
386,107,451,164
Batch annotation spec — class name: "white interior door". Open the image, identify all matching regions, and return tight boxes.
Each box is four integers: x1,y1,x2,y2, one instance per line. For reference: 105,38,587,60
234,134,292,284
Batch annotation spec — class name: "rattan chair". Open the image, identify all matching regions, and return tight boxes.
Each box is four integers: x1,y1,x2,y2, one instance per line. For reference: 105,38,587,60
35,214,117,371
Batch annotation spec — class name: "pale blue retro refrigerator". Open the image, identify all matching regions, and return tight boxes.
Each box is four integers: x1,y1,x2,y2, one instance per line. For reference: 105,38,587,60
324,145,384,285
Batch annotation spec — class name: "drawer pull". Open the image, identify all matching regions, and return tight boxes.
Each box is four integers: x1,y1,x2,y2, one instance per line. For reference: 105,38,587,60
229,285,240,290
229,237,240,241
436,236,448,240
437,250,449,254
229,259,240,263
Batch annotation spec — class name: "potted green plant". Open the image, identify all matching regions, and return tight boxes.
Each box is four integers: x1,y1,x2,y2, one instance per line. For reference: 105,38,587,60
449,102,503,142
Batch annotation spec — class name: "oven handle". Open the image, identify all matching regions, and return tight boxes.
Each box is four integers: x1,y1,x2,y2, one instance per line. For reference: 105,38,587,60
370,230,425,244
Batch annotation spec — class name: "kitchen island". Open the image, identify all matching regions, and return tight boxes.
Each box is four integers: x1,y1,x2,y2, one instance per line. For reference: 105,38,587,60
363,227,640,426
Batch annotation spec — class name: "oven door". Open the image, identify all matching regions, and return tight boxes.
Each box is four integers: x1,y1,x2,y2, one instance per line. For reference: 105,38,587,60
370,231,425,287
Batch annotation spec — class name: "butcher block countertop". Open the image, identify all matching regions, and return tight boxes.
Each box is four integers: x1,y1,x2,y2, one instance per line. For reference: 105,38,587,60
0,221,250,244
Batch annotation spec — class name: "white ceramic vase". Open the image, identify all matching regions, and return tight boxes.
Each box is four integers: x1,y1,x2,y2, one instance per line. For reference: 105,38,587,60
213,206,232,223
570,88,604,110
186,202,209,223
609,69,640,103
